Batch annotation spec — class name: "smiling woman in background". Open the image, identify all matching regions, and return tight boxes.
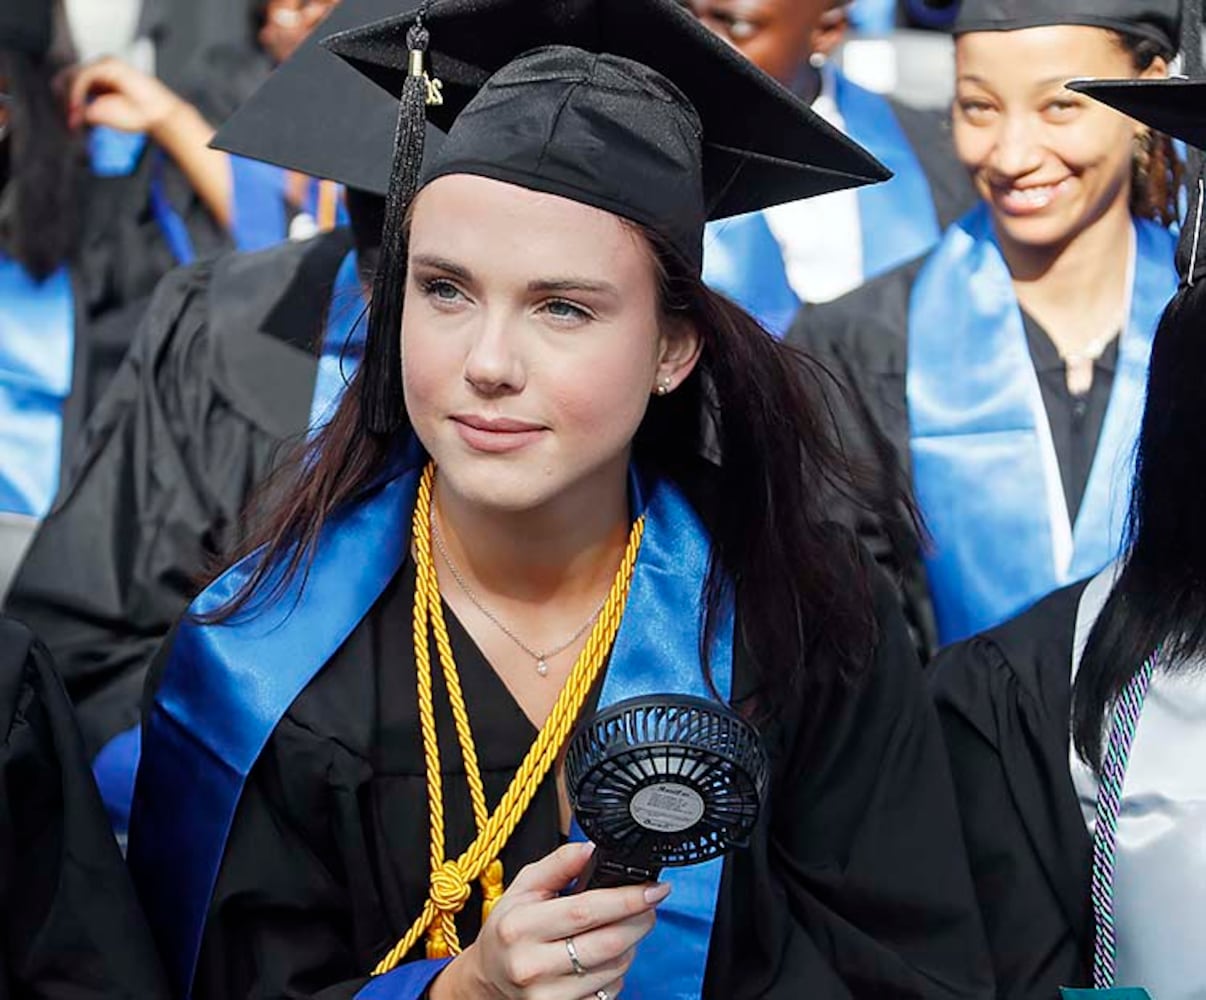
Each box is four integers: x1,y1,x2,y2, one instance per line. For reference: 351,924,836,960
790,0,1181,658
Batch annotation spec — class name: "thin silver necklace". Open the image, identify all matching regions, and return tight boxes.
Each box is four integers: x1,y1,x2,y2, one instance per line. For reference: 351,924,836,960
430,517,607,677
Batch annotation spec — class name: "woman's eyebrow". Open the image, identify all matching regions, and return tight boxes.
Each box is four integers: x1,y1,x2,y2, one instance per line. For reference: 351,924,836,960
527,277,620,298
411,254,473,279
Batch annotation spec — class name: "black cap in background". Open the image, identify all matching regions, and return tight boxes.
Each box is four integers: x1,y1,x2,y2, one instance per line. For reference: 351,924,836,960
211,0,444,195
0,0,53,58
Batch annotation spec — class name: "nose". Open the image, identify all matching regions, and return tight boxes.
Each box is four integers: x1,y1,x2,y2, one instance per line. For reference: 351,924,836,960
987,112,1045,184
462,313,525,397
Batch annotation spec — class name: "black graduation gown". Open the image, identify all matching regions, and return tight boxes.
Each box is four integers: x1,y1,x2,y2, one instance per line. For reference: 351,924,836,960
786,259,1118,658
884,100,976,234
0,616,170,997
4,229,352,755
151,549,995,999
928,583,1094,999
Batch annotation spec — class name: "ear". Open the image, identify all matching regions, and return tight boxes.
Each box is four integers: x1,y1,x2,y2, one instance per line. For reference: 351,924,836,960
811,5,849,61
1138,55,1169,83
653,315,702,395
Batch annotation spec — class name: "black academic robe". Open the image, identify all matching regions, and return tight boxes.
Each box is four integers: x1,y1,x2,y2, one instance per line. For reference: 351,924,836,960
4,229,353,755
928,583,1094,999
786,259,1118,659
145,546,995,999
884,100,976,234
0,617,170,997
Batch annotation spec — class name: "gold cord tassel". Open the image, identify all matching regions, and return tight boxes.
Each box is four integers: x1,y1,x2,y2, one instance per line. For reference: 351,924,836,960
372,463,644,975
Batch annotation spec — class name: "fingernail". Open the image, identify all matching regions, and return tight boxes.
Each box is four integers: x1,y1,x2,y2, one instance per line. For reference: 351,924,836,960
644,882,671,904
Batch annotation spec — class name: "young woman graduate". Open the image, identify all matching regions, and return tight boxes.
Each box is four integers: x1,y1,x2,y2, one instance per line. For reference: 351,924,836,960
689,0,975,332
788,0,1182,657
3,0,432,827
127,1,995,998
931,68,1206,1000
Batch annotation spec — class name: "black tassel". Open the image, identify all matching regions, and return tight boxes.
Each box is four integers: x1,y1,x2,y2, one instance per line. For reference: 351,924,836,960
362,15,434,434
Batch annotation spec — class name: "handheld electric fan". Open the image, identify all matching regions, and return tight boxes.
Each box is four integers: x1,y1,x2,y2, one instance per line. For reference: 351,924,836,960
565,694,769,891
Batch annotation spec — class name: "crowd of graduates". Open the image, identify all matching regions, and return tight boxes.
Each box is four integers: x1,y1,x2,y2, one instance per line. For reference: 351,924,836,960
0,0,1203,997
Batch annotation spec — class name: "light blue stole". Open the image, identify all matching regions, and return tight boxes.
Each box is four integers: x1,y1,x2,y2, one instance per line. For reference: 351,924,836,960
701,70,939,336
907,205,1176,645
0,258,74,518
128,453,733,999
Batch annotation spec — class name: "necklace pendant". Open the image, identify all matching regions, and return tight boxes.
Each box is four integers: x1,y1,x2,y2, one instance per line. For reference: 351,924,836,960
536,659,549,677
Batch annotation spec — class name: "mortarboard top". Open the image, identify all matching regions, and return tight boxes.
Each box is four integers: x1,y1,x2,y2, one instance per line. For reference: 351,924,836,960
924,0,1180,52
1068,77,1206,150
0,0,53,58
320,0,890,433
211,0,444,195
322,0,890,263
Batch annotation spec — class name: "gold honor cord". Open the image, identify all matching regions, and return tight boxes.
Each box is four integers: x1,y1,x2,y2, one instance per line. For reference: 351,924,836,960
373,463,645,974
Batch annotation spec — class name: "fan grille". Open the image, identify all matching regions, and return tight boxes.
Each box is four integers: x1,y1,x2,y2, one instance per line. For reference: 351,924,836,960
566,696,769,869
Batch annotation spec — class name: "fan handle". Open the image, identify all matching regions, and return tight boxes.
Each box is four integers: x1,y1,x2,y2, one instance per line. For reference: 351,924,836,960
573,851,662,893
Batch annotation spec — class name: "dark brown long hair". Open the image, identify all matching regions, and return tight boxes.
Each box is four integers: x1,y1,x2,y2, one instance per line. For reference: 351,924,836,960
0,48,84,279
206,218,909,714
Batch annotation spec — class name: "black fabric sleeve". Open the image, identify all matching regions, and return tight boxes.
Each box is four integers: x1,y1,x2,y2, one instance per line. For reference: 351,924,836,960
787,261,938,659
930,622,1092,998
192,712,391,1000
773,565,995,998
0,618,170,998
5,264,278,755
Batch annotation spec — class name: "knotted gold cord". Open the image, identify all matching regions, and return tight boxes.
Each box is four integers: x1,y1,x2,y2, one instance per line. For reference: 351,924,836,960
372,463,645,974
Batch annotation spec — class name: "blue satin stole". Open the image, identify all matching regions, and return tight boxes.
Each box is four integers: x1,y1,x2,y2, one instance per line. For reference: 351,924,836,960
128,456,734,999
907,205,1176,645
0,258,74,518
701,70,939,336
310,250,367,428
229,156,350,253
1062,990,1152,999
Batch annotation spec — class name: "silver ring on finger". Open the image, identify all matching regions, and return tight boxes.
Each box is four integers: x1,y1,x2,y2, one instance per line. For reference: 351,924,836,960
565,935,587,976
594,991,610,1000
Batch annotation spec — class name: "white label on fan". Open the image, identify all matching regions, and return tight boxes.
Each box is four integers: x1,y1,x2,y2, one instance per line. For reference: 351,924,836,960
629,783,705,833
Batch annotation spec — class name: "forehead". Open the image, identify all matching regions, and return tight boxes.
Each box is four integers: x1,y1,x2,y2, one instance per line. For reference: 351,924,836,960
408,173,654,280
956,24,1132,83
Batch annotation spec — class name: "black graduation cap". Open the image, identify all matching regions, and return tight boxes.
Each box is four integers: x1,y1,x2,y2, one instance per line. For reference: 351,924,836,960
211,0,444,197
923,0,1180,51
321,0,889,432
0,0,53,58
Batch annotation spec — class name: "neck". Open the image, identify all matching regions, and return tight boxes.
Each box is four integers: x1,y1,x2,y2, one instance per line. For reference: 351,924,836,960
999,200,1135,356
432,459,632,609
788,63,823,107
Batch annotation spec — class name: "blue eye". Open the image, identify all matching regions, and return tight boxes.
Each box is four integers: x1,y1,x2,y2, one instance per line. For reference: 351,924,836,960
543,299,592,322
422,278,464,303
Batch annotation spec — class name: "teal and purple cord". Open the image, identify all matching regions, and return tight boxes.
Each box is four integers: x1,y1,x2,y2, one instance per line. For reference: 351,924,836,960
1090,651,1158,989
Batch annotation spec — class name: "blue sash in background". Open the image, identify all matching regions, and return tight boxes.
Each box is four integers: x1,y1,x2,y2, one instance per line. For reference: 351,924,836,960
130,453,731,999
701,70,938,336
229,157,349,253
0,259,74,518
835,72,940,279
907,205,1175,645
